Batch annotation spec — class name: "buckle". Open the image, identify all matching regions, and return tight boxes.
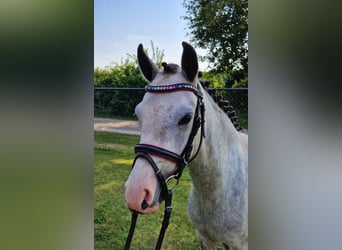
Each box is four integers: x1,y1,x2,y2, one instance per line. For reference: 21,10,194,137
165,175,180,192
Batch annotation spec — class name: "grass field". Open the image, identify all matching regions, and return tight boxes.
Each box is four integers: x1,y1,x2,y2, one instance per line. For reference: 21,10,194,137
94,131,205,249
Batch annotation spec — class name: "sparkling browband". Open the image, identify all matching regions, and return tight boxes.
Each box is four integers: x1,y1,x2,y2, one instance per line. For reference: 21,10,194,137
145,83,198,94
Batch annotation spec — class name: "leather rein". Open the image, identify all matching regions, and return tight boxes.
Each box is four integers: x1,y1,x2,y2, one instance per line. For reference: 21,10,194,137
124,83,205,250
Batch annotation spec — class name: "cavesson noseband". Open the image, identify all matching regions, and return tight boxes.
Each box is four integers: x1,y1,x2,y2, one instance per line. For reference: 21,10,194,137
124,83,205,250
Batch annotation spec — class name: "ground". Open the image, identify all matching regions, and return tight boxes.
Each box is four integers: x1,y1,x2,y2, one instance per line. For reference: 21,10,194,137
94,118,140,135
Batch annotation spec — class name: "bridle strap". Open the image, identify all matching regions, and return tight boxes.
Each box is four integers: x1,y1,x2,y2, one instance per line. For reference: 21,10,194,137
133,152,169,200
124,211,138,250
124,197,172,250
134,144,183,164
124,152,173,250
125,82,205,249
155,190,172,250
177,93,205,178
135,84,205,179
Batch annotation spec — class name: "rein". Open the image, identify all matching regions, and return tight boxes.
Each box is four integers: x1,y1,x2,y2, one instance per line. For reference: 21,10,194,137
124,83,205,250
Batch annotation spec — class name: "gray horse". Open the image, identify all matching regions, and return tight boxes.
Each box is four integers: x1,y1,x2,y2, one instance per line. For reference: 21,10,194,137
125,42,248,250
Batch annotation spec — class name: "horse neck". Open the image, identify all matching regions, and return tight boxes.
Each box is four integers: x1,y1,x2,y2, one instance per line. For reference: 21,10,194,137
188,90,238,199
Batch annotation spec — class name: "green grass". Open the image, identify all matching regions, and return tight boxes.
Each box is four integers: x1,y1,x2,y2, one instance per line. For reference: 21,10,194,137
94,131,202,250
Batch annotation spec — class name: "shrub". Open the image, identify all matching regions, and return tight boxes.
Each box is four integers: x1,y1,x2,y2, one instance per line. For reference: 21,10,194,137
94,59,147,117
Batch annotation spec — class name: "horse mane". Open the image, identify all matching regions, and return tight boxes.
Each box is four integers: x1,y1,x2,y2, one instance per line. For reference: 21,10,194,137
199,78,243,132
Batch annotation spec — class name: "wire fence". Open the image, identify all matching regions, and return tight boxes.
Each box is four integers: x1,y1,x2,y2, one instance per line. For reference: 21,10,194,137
94,87,248,129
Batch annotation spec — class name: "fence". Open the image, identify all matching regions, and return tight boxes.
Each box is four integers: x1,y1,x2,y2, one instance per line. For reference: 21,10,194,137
94,87,248,129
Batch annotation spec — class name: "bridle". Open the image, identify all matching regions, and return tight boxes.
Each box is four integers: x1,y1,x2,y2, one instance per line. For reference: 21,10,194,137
124,83,205,250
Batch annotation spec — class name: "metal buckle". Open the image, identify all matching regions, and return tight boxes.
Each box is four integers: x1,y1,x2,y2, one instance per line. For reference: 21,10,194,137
165,175,180,192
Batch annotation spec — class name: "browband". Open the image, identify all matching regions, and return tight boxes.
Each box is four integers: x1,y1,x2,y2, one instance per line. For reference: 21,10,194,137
145,83,202,97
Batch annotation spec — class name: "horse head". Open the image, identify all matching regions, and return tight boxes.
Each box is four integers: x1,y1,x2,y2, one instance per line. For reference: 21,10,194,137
124,42,202,214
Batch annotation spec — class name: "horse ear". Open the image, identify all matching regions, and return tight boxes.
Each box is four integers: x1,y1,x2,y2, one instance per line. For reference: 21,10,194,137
137,44,159,82
181,42,198,82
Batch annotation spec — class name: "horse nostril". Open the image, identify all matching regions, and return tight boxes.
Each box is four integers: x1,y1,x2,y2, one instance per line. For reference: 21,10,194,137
140,189,152,210
141,200,148,210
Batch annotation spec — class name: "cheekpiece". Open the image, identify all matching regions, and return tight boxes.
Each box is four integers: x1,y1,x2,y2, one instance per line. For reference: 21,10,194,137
145,83,198,94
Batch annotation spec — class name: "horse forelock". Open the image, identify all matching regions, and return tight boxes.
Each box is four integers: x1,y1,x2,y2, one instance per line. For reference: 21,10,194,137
161,62,180,74
149,65,195,88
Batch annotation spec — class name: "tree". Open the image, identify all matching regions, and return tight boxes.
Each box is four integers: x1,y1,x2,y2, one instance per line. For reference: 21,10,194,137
183,0,248,83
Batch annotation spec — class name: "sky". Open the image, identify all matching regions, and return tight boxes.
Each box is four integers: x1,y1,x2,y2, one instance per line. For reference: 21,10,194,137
94,0,208,70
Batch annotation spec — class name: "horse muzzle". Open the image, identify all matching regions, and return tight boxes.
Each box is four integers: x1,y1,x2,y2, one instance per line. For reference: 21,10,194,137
125,148,180,214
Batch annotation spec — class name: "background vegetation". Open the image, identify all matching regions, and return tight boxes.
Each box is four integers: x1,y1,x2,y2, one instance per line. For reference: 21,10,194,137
94,59,146,118
94,41,164,118
183,0,248,87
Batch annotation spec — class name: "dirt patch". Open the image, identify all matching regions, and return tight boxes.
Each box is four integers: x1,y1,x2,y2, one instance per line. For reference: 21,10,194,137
94,118,140,135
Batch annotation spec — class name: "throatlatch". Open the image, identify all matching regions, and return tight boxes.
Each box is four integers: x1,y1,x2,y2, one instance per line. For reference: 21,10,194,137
124,83,205,250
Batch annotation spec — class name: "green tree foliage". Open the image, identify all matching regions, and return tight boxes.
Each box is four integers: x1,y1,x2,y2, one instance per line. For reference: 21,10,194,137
183,0,248,86
201,71,227,88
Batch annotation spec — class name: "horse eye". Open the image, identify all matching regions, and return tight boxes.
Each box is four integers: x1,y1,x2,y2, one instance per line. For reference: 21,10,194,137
178,114,192,126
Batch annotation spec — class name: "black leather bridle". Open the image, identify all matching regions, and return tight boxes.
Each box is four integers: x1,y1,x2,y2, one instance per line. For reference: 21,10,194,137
124,83,205,250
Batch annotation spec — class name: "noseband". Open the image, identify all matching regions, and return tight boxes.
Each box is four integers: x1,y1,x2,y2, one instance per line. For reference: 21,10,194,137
124,83,205,250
